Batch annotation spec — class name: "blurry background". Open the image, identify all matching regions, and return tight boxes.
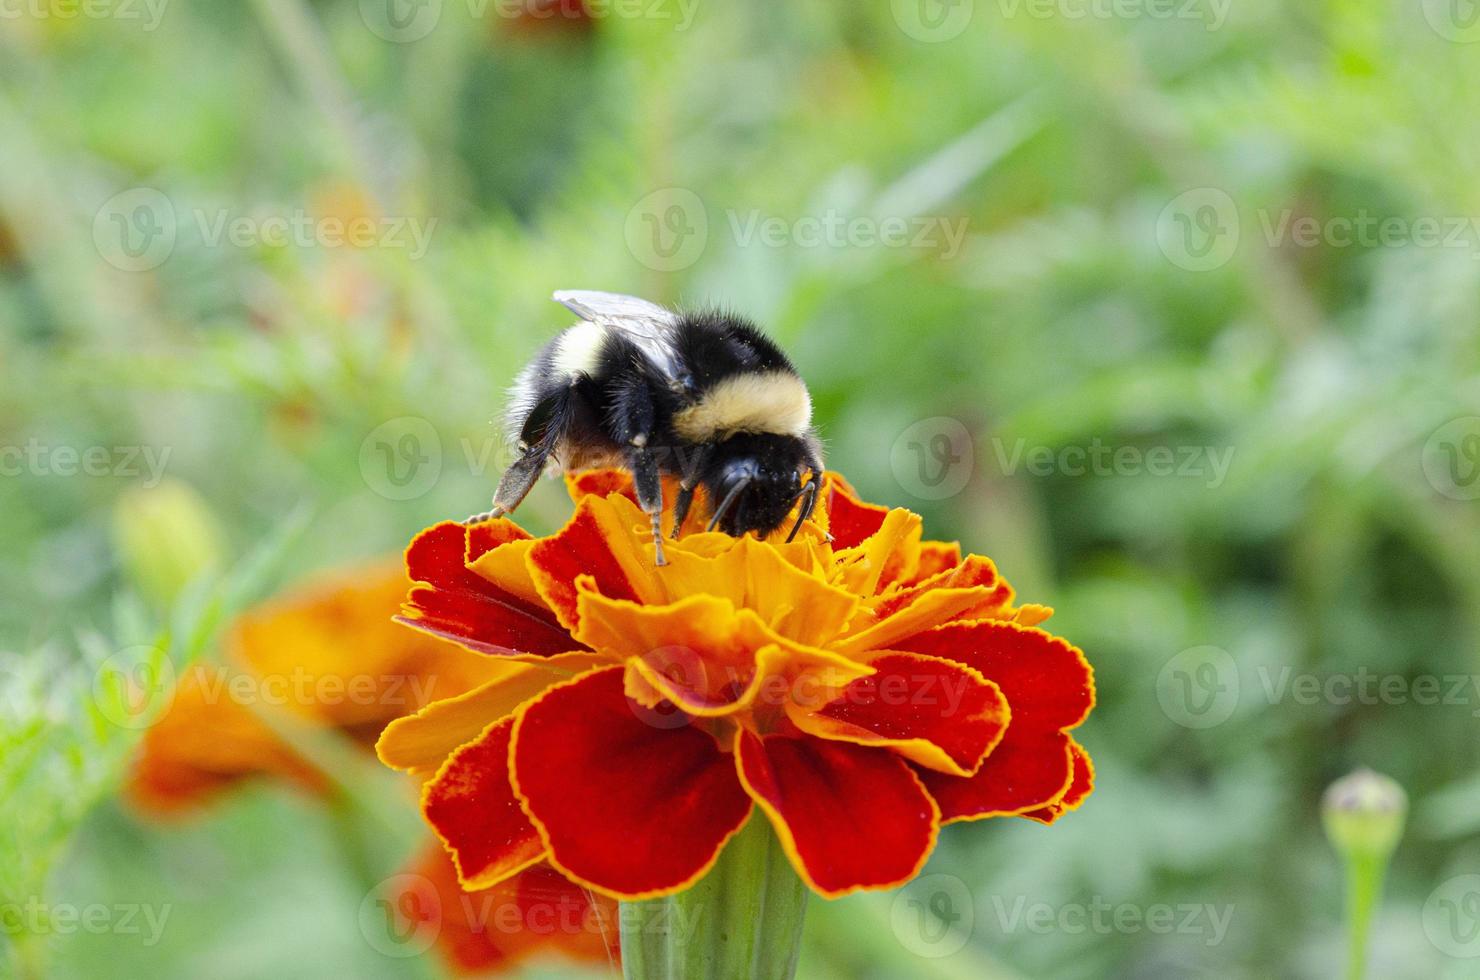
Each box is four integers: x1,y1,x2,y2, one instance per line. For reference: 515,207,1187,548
4,0,1480,977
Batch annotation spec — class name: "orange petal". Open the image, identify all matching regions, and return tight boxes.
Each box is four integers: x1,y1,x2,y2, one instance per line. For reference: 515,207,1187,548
467,537,546,610
831,564,1011,657
377,653,609,774
653,535,860,648
527,497,661,632
575,586,870,716
834,509,923,598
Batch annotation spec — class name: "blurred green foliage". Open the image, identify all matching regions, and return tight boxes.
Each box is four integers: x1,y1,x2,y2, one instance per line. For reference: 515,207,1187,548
3,0,1480,977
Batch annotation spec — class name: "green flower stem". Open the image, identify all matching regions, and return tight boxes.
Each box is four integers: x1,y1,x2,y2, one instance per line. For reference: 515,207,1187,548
620,811,808,980
1341,849,1388,980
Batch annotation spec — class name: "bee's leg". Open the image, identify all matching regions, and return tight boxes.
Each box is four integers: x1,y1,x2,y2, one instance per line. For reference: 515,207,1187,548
671,484,695,540
801,437,831,542
610,374,668,564
669,444,711,540
629,442,667,566
466,387,575,525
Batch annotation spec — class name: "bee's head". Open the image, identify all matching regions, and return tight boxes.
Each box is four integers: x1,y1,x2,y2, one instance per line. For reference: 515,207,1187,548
702,433,809,538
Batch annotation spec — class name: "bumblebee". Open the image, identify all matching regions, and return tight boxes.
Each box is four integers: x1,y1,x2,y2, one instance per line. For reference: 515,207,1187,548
471,290,824,565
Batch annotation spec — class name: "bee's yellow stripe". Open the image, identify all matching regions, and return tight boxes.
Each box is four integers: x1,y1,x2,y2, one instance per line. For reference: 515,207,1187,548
672,371,812,441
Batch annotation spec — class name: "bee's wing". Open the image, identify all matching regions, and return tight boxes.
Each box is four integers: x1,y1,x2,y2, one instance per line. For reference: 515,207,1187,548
552,289,683,378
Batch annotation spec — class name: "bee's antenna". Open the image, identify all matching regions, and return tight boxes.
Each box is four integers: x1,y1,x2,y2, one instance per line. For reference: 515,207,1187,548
786,476,819,543
707,479,751,533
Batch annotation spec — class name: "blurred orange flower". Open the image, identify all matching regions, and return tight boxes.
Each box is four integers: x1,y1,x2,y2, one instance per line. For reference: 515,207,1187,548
127,562,499,812
389,847,618,974
125,561,617,973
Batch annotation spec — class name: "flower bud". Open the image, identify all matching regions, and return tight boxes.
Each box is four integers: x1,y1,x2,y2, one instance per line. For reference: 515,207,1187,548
1322,768,1407,860
113,478,226,609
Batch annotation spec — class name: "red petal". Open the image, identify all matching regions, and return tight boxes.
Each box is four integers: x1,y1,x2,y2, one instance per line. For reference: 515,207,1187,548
910,541,963,584
565,469,638,505
915,730,1077,821
735,731,939,897
527,499,656,632
423,717,546,889
510,667,753,899
402,522,576,657
822,477,890,549
1022,738,1095,824
893,621,1093,822
893,620,1093,736
787,652,1009,776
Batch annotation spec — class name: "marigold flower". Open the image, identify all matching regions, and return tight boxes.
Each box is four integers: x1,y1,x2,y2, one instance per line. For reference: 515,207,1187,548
380,471,1095,900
